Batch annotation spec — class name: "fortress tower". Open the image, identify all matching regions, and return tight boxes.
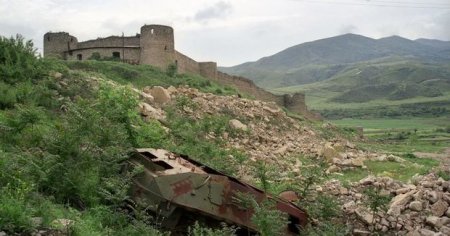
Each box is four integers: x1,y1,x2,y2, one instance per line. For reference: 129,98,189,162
43,32,78,59
139,25,175,69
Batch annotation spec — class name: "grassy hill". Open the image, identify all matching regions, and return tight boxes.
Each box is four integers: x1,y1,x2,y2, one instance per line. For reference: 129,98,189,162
271,60,450,118
220,34,450,118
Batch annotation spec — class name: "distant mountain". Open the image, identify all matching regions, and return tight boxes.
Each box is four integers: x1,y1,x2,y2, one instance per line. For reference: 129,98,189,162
220,34,450,89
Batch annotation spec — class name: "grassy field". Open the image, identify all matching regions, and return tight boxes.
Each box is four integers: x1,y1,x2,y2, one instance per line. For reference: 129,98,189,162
329,117,448,182
331,117,450,153
331,117,450,131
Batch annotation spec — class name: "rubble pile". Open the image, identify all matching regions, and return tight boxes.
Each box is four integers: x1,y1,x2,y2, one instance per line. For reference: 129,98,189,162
137,85,373,170
323,173,450,235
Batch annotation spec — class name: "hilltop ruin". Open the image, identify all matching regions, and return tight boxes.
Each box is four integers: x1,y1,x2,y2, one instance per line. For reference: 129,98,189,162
43,24,318,119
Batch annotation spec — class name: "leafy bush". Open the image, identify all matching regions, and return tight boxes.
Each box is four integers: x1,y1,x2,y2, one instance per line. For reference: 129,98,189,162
188,222,237,236
0,34,44,84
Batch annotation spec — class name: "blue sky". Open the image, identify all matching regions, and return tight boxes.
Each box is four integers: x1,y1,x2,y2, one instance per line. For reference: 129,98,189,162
1,0,449,66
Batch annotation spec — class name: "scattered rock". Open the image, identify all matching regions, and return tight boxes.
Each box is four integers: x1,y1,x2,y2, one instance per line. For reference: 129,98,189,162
140,92,154,104
139,102,165,121
431,200,449,217
31,217,43,227
420,228,437,236
51,218,74,231
326,165,340,174
353,229,371,235
229,119,248,131
409,201,423,212
428,191,440,203
355,207,374,225
322,143,338,161
440,226,450,235
52,72,63,79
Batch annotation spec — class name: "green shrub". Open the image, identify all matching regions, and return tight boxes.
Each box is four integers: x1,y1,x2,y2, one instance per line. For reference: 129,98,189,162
0,182,35,233
0,34,45,85
188,221,237,236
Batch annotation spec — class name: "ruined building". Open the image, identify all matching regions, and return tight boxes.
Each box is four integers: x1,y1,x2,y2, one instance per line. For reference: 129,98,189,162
44,24,318,119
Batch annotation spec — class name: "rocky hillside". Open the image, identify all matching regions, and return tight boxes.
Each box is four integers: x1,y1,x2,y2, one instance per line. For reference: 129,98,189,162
135,84,450,235
2,36,450,235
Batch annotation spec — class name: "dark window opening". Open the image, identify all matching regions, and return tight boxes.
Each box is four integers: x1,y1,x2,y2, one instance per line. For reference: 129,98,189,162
70,37,73,42
164,45,167,50
112,51,120,59
68,51,73,56
153,160,173,170
175,60,178,66
47,36,50,41
77,54,82,60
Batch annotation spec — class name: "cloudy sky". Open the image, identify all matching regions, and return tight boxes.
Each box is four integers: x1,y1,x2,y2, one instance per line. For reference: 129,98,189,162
1,0,449,66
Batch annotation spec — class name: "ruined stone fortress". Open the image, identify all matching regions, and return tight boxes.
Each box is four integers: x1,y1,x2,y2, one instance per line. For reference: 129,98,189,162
44,24,317,119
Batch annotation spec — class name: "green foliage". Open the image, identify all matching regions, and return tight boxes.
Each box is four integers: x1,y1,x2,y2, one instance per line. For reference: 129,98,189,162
363,186,391,215
65,60,237,96
304,222,350,236
437,170,450,181
254,161,273,192
88,52,102,60
296,158,328,198
0,182,35,233
305,195,340,221
0,34,44,84
164,98,247,175
166,63,178,77
188,222,237,236
251,199,288,236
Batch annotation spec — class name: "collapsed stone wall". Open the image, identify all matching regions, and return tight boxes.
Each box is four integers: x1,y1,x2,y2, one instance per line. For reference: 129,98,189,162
214,72,319,119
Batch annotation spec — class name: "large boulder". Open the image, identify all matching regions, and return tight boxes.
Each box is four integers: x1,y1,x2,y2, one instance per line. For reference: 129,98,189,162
148,86,171,104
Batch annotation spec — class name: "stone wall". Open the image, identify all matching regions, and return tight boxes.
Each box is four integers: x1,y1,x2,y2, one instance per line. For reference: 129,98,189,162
216,72,284,105
175,51,200,74
66,47,140,64
215,72,318,119
199,62,218,80
77,36,140,48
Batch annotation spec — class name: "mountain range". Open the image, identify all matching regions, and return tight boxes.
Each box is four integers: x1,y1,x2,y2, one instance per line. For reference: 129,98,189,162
219,34,450,117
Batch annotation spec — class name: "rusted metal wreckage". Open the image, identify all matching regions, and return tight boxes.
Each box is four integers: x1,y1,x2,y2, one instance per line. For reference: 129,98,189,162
126,148,308,234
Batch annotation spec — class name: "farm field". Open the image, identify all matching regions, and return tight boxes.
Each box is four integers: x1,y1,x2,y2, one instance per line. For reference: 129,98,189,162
331,117,450,153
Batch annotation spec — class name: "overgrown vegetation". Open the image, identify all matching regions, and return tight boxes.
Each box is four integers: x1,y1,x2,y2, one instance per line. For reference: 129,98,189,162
0,35,244,235
65,60,238,96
